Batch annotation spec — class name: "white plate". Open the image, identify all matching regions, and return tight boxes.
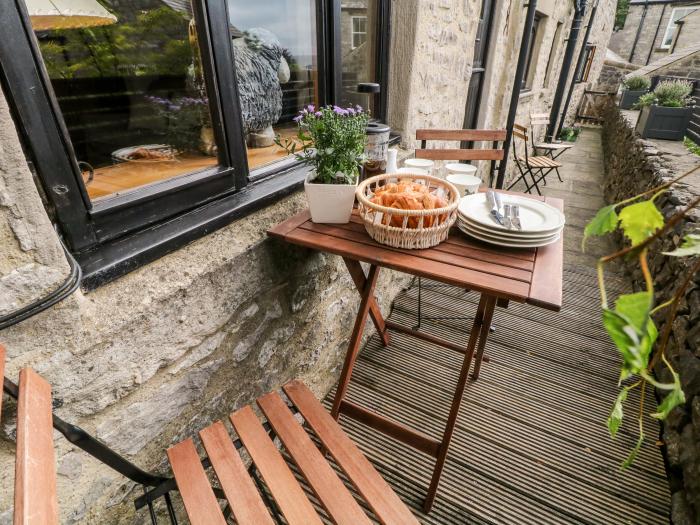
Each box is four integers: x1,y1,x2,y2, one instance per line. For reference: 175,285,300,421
458,223,560,248
458,215,563,240
458,193,565,234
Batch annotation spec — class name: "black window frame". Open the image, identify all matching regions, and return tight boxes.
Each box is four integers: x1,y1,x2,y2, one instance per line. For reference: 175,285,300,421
0,0,391,289
521,13,542,91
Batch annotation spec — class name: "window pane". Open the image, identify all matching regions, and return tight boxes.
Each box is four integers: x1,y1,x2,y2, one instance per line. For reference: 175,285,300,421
340,1,378,113
227,0,319,171
25,0,220,201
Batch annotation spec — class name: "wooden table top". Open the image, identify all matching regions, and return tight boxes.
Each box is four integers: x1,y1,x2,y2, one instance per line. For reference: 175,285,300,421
268,194,563,311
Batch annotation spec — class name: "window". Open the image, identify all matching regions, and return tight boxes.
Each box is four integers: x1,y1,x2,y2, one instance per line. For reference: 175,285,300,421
544,22,563,87
0,0,391,288
661,7,698,48
352,16,368,48
227,0,320,174
575,45,596,83
521,14,542,91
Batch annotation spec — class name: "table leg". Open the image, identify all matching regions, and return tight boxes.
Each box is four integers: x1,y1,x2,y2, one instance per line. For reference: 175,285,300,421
331,264,381,419
471,297,497,380
423,294,497,513
343,258,391,346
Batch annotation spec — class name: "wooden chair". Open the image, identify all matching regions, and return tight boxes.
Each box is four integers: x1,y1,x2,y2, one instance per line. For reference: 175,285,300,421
168,379,419,524
507,123,562,196
413,128,506,329
0,344,59,525
530,112,573,163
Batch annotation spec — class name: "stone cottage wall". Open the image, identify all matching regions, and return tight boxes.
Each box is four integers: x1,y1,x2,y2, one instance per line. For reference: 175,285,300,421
0,84,410,523
601,102,700,525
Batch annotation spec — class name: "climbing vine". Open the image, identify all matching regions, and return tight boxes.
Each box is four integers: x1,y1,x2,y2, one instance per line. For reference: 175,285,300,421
583,165,700,467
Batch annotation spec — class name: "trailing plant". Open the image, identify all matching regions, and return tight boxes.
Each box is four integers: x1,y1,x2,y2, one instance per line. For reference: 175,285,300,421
635,80,693,108
622,75,650,92
583,165,700,468
275,105,370,184
684,137,700,157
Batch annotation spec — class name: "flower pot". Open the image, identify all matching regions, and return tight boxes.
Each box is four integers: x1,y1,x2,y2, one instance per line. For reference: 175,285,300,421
304,171,358,223
635,105,692,141
619,89,647,110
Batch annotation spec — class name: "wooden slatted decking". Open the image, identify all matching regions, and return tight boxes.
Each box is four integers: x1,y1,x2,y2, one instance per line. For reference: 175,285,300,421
323,128,670,524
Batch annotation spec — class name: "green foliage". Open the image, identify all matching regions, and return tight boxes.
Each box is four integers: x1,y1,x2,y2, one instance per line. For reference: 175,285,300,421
583,205,619,249
276,105,369,184
615,0,630,30
559,127,580,142
623,75,650,91
664,233,700,256
618,201,664,245
634,92,657,109
639,80,694,108
585,176,697,468
38,7,192,79
683,137,700,157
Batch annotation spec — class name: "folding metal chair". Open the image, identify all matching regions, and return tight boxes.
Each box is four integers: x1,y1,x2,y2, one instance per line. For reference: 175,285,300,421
506,123,562,196
412,128,506,329
530,113,573,170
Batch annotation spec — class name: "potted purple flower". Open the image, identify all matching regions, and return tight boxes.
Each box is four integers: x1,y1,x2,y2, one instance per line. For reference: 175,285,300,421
277,104,369,223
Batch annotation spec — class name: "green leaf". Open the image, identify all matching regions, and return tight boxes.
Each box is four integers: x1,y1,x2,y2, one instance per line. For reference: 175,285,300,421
607,388,629,438
621,430,645,470
663,233,700,257
615,292,653,332
651,387,686,420
583,205,619,250
618,200,664,246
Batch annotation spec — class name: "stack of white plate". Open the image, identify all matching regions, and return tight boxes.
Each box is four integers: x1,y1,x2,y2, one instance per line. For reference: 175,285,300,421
457,193,565,248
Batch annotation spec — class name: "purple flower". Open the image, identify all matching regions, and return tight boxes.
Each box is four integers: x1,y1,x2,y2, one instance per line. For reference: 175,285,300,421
293,115,303,123
315,111,322,117
307,104,315,112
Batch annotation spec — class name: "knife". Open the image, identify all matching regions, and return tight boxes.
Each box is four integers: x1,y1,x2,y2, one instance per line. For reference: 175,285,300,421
486,190,505,226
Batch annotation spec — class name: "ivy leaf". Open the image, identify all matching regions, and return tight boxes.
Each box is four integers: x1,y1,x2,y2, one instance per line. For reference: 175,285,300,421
663,233,700,257
621,430,645,470
607,388,629,438
615,292,653,332
618,200,664,246
583,205,619,250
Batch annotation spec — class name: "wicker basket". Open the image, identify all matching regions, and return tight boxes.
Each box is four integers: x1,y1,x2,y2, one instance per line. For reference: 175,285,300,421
356,173,460,249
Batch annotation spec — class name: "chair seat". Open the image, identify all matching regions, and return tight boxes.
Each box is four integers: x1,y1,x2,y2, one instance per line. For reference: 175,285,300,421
167,380,419,525
535,142,573,151
517,156,562,168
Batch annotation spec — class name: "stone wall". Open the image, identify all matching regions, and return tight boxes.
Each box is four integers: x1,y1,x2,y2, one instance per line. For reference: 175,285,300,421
0,87,410,523
601,103,700,525
596,53,638,92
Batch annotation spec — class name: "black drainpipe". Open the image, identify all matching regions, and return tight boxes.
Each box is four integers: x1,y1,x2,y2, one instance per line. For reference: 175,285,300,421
629,0,648,63
545,0,587,142
646,3,667,65
557,0,598,139
495,0,539,189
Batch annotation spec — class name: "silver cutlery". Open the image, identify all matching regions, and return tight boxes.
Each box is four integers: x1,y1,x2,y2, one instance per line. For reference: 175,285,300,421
511,204,522,231
503,203,513,230
486,190,505,226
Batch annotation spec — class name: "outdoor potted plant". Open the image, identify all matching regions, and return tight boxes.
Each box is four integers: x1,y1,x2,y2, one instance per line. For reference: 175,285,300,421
634,80,694,141
559,126,581,142
277,104,369,223
619,75,651,109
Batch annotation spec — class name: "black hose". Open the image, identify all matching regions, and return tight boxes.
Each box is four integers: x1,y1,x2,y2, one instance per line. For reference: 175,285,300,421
0,232,81,330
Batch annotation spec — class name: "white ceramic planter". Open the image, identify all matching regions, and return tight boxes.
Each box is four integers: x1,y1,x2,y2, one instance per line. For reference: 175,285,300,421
304,171,357,223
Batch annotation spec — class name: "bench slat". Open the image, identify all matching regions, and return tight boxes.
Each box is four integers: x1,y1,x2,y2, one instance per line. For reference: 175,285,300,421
199,421,274,525
283,380,419,525
230,405,322,525
257,392,371,525
167,439,227,525
15,368,58,525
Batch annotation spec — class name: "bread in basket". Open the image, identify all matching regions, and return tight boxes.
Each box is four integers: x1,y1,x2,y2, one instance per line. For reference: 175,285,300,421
356,173,460,249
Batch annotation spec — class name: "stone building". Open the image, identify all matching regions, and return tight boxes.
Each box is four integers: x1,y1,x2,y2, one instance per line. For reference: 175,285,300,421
0,0,615,522
609,0,700,66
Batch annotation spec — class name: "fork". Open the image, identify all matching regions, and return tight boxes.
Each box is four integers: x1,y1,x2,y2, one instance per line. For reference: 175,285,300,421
503,204,513,230
511,204,522,231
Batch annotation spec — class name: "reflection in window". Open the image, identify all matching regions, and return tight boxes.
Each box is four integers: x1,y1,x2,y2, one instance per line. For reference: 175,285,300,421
340,1,378,113
227,0,319,171
26,0,219,200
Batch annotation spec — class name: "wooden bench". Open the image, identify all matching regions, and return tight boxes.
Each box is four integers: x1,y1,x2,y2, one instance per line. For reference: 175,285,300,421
168,379,419,525
1,344,59,524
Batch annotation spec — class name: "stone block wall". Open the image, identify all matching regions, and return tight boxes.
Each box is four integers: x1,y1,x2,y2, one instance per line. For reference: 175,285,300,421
601,102,700,525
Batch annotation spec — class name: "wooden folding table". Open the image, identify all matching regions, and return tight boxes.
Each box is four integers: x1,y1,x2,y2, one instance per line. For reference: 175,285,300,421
268,193,563,512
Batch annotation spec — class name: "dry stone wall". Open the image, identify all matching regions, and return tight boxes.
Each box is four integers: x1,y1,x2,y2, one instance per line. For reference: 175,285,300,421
601,103,700,525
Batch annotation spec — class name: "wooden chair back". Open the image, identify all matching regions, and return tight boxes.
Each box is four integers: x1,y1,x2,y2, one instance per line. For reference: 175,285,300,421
415,129,506,161
1,344,59,525
512,123,531,163
530,112,550,143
